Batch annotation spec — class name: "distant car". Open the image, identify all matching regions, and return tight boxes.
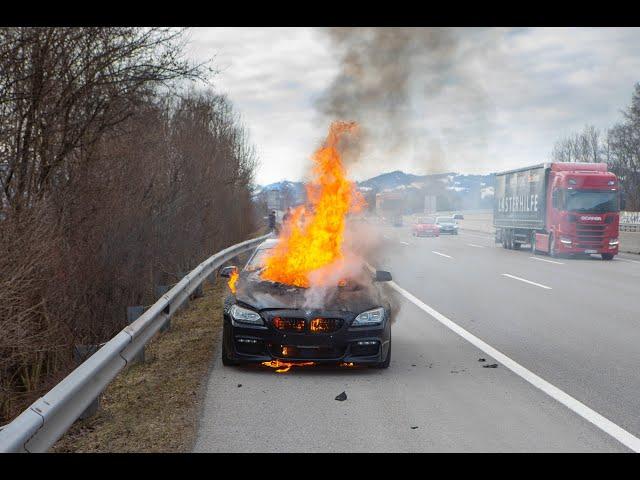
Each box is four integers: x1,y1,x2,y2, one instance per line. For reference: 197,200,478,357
412,217,440,237
453,213,464,220
219,239,394,368
436,216,459,235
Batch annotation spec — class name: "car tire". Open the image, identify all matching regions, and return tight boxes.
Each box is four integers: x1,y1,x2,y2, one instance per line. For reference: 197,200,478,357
513,241,521,250
221,322,240,366
374,340,391,369
601,253,614,260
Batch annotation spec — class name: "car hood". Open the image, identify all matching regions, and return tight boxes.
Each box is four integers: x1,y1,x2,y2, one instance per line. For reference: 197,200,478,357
234,272,382,313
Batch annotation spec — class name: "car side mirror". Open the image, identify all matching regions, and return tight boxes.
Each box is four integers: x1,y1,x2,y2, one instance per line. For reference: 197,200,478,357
373,270,392,282
219,266,238,278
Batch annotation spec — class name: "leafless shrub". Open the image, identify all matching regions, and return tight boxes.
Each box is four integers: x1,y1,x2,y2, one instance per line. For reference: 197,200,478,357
0,28,257,422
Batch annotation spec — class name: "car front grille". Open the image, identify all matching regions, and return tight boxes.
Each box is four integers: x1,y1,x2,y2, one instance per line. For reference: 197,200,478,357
271,317,343,333
575,224,606,247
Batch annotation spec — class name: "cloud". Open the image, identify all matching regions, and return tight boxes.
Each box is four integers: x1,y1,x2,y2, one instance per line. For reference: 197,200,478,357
185,27,640,184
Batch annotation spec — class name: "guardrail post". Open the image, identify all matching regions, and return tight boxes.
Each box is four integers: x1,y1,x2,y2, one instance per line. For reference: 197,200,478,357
126,306,145,363
72,345,101,419
155,285,171,332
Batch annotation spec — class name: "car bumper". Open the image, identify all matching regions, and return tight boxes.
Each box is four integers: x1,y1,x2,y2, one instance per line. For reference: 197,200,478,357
223,316,391,365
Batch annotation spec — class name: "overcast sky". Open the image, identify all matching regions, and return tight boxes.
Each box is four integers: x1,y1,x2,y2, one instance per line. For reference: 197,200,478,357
185,27,640,186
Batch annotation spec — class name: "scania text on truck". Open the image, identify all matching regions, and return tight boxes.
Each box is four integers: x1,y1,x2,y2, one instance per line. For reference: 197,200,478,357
494,162,623,260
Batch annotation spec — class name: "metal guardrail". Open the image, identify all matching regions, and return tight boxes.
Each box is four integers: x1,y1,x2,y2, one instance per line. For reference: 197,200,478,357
0,233,271,453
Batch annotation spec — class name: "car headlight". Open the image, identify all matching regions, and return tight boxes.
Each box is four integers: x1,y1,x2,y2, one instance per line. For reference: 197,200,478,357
352,307,385,326
609,238,619,246
560,236,572,245
230,304,265,327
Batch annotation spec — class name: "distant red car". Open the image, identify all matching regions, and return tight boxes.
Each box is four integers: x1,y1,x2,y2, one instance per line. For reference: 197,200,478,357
412,217,440,237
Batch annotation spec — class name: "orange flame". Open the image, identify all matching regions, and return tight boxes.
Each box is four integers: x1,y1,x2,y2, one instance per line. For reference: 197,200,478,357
228,270,239,294
261,360,315,373
261,121,365,287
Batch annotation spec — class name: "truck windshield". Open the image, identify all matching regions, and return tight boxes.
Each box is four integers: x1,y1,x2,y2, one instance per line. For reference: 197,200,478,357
564,190,619,213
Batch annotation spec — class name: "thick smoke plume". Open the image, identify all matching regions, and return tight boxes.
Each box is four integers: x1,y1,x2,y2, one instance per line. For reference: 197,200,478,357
316,27,495,175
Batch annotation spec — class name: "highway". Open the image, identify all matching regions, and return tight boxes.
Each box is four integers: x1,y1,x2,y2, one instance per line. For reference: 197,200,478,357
193,224,640,452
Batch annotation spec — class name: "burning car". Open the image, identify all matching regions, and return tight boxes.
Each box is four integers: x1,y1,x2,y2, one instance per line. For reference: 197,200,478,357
412,217,440,237
219,238,393,369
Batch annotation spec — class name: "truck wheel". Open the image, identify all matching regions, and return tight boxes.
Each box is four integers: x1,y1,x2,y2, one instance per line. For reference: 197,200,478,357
601,253,614,261
513,241,521,250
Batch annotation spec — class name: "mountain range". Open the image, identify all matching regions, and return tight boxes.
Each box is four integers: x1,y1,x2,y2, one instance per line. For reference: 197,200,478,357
255,170,495,197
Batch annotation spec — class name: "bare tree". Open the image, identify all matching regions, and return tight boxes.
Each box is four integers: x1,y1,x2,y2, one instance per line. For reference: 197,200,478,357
551,125,602,163
607,83,640,210
0,30,259,422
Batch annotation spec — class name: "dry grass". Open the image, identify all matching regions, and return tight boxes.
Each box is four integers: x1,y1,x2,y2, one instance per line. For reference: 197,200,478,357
52,280,227,453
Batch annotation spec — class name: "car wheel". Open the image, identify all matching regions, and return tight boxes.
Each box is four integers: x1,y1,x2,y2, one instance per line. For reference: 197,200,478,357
221,322,240,366
513,241,521,250
601,253,614,260
374,340,391,369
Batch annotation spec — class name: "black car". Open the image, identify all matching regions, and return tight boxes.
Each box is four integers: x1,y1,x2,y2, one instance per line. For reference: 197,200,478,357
219,239,393,368
435,216,459,235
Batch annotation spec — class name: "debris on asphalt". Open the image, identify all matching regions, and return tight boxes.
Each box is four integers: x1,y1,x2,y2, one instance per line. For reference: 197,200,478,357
478,358,486,362
483,363,498,368
411,426,419,430
335,391,347,401
411,364,416,367
237,384,242,388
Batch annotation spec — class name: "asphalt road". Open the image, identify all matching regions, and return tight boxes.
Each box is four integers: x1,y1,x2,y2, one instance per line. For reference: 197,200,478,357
193,223,640,452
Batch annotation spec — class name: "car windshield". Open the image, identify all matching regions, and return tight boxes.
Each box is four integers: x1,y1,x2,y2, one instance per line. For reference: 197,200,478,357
244,247,273,272
436,217,455,224
564,190,619,213
417,217,435,224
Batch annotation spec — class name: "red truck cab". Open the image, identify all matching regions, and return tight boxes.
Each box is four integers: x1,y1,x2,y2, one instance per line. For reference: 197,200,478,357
537,163,620,259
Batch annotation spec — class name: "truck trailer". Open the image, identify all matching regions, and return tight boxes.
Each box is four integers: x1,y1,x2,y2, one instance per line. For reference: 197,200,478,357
494,162,622,260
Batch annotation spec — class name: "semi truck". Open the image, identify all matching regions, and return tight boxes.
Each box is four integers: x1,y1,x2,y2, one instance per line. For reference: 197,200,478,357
494,162,623,260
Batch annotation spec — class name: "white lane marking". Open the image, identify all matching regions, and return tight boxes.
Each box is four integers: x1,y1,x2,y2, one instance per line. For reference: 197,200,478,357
432,251,452,259
502,273,552,290
400,241,410,246
529,256,564,265
467,243,485,248
389,281,640,453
